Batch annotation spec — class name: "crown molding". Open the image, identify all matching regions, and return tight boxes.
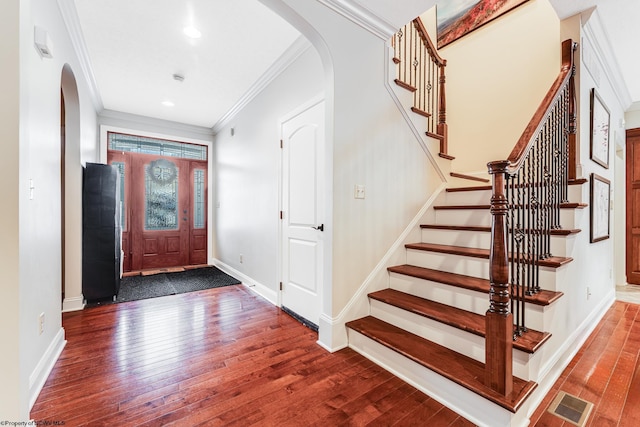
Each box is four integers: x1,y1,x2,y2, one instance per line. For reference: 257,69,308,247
211,35,312,134
315,0,396,40
100,109,214,140
56,0,104,112
581,9,633,110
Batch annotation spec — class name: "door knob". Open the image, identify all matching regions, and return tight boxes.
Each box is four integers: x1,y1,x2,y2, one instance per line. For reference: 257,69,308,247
312,224,324,232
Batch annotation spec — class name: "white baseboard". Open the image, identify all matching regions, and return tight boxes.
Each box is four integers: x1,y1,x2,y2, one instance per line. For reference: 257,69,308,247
29,327,66,410
62,295,85,312
212,259,278,306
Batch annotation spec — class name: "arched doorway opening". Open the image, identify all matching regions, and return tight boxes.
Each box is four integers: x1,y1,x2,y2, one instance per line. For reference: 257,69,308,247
60,64,84,312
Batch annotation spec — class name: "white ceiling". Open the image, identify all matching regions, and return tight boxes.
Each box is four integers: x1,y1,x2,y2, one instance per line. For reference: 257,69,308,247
73,0,301,128
72,0,640,131
548,0,640,105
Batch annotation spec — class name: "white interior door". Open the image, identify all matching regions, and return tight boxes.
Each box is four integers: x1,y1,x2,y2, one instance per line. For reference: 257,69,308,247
281,99,324,328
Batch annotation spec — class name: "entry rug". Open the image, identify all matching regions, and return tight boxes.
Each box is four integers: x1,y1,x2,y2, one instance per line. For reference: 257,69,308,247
100,266,241,304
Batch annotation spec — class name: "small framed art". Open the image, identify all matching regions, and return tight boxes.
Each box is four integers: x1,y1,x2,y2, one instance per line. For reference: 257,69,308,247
590,88,610,169
590,173,610,243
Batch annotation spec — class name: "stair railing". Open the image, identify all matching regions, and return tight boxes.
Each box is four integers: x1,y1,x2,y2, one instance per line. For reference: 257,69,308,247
392,18,449,156
486,39,577,396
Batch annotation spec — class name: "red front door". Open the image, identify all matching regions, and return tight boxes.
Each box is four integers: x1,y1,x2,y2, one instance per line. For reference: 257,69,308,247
107,151,207,272
131,154,190,270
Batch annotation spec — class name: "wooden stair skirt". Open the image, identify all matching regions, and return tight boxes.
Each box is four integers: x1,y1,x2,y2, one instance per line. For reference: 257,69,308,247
344,181,586,425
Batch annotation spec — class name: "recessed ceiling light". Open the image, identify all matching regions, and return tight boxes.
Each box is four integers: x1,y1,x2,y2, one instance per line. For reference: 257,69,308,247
183,26,201,39
161,100,175,107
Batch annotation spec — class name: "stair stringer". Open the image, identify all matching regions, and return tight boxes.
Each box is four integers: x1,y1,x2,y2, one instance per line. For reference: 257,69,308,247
384,44,452,182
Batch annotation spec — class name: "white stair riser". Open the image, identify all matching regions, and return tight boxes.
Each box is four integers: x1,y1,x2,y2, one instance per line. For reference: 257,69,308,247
435,208,580,229
406,249,562,289
444,185,583,206
369,300,535,381
445,189,491,206
569,184,583,202
422,228,491,249
347,329,521,427
435,209,491,227
388,272,547,331
421,229,573,256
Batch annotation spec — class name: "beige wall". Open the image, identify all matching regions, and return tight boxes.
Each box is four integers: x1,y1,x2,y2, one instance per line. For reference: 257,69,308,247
437,0,561,174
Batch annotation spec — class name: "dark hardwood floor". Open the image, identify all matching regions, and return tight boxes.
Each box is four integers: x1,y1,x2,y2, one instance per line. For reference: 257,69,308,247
531,300,640,426
31,285,473,426
31,284,640,426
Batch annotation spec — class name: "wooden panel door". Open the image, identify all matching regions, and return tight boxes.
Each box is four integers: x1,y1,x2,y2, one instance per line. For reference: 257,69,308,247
130,154,190,271
627,128,640,284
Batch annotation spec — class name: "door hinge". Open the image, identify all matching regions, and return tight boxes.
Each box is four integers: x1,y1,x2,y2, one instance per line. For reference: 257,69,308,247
279,281,283,291
280,210,283,220
280,139,283,149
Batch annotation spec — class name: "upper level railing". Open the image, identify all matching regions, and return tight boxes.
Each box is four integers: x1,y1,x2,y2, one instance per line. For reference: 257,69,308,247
392,18,449,156
485,39,577,396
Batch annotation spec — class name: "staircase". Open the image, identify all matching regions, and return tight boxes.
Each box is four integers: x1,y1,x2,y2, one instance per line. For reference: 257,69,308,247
346,179,585,426
345,24,582,426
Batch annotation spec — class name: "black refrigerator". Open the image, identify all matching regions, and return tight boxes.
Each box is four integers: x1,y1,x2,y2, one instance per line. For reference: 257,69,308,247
82,162,122,301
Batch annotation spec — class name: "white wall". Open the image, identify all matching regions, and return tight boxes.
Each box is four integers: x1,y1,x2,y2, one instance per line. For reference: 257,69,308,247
439,0,561,174
257,0,445,350
0,0,23,419
213,46,324,301
0,0,99,419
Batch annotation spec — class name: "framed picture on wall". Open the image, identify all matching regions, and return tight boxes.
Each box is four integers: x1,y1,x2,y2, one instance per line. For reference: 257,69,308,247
436,0,530,48
590,88,610,169
590,173,610,243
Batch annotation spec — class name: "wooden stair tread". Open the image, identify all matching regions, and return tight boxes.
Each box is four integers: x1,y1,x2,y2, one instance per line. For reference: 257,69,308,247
450,172,490,183
387,264,563,306
420,224,581,236
446,178,588,193
438,152,455,160
426,131,445,141
405,242,573,268
411,106,431,118
346,316,537,413
434,202,586,210
369,288,550,353
394,79,416,92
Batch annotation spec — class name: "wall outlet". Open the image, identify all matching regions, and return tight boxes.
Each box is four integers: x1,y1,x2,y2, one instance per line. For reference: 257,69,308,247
240,254,244,264
587,287,592,300
39,312,45,335
354,184,365,199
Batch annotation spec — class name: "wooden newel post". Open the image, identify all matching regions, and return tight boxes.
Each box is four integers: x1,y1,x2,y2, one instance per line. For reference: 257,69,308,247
437,60,448,155
486,160,513,396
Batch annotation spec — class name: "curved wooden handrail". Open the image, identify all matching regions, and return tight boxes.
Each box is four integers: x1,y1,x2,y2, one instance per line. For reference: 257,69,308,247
412,18,446,67
393,17,448,154
503,39,577,174
485,38,577,396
